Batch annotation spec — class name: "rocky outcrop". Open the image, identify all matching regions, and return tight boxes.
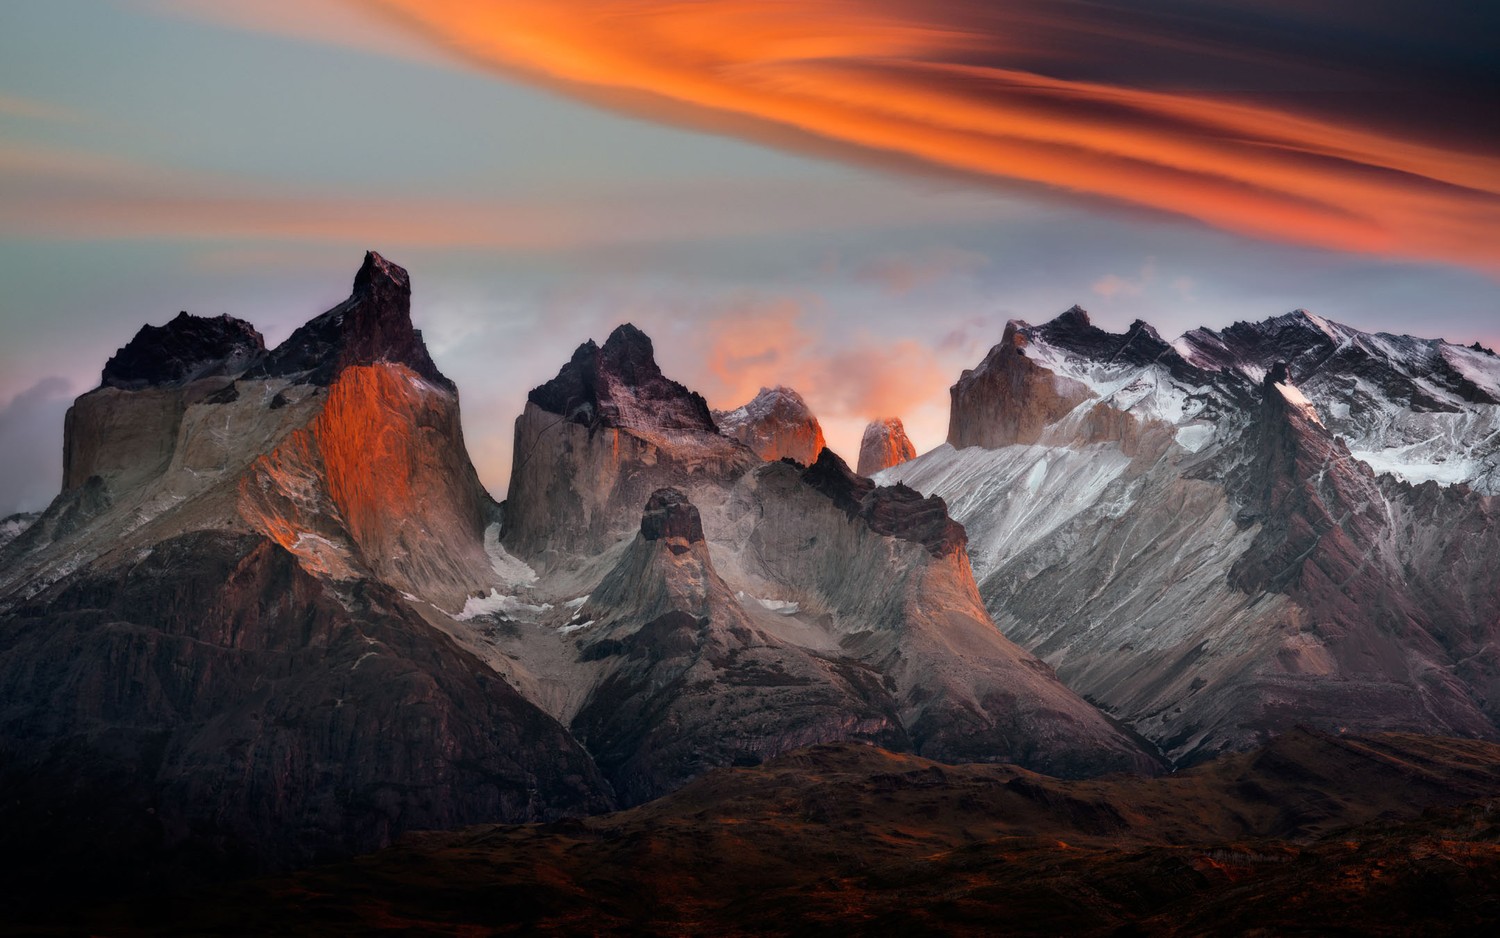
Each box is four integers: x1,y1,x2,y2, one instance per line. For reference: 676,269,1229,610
0,512,37,553
856,416,916,476
503,325,755,561
713,386,826,465
570,488,906,804
528,323,716,433
801,448,966,558
63,313,267,494
742,458,1161,776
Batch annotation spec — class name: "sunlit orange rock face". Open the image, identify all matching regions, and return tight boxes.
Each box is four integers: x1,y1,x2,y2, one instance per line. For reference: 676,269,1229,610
239,363,490,602
714,386,826,466
857,416,916,476
316,364,489,591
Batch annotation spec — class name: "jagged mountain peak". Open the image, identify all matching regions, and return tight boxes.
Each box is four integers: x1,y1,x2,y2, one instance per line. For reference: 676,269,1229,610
506,323,752,559
713,385,826,465
528,323,717,434
254,251,452,391
1260,307,1342,335
1051,304,1092,330
597,322,660,382
351,249,411,298
101,311,266,390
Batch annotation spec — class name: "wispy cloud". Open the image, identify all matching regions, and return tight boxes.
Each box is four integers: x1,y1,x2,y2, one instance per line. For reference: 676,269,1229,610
328,0,1500,272
0,140,1016,250
0,93,85,124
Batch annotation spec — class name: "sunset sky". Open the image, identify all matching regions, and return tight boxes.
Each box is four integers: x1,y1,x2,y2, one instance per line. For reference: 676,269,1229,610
2,0,1497,513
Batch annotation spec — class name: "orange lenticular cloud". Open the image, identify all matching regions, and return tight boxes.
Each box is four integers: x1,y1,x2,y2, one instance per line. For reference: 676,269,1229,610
361,0,1500,272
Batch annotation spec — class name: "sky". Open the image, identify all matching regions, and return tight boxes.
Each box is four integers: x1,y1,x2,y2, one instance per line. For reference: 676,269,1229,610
1,0,1497,514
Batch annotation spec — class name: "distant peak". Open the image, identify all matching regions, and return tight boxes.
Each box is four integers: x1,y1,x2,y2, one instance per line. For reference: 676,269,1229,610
529,324,717,432
857,417,916,477
601,322,654,359
758,385,804,402
720,385,813,418
1256,308,1345,343
714,385,824,464
597,323,667,387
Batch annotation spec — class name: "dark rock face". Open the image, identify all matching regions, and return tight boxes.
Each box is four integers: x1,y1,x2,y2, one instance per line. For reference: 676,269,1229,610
0,530,612,896
100,312,266,390
801,449,967,558
529,323,716,432
639,487,704,549
948,320,1096,449
254,252,453,391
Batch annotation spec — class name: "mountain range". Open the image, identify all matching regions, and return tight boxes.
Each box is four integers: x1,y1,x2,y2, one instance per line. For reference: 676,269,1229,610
2,254,1497,929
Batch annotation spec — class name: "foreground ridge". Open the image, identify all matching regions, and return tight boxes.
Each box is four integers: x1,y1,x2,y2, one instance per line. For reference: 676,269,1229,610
54,730,1500,936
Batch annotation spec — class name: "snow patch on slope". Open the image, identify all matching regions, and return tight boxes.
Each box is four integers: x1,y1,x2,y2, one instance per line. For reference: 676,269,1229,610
1025,334,1211,428
457,589,553,621
0,514,37,552
485,522,538,586
1275,382,1323,426
879,442,1134,579
736,591,801,615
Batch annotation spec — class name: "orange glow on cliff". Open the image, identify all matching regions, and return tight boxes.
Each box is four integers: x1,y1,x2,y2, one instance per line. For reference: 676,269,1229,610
239,363,489,601
363,0,1500,271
